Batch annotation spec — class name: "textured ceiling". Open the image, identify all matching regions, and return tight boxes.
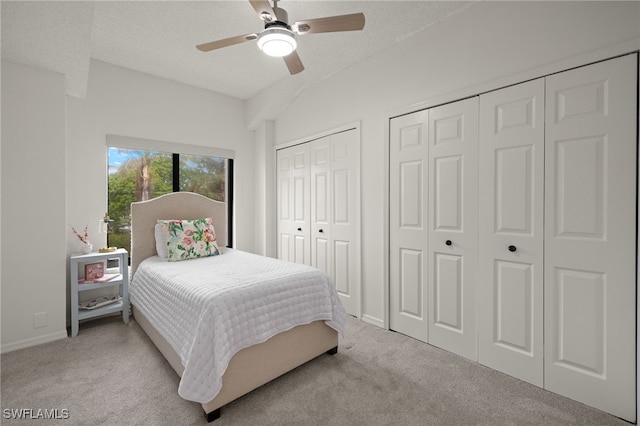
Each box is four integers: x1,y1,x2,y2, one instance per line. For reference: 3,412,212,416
1,1,475,100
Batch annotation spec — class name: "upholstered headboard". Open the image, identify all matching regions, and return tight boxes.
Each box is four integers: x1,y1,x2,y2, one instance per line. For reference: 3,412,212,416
130,192,227,276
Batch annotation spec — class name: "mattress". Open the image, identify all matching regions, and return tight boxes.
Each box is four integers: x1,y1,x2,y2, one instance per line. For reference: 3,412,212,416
129,248,346,403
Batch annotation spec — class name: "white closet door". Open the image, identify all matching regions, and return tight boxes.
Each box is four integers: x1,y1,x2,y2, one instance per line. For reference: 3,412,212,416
281,129,360,315
292,144,311,265
277,148,294,262
330,130,360,315
544,54,637,421
478,78,545,386
277,143,311,265
427,98,479,361
389,111,429,342
311,136,332,275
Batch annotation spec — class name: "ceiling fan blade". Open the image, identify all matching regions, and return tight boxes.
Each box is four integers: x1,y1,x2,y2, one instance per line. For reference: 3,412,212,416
283,51,304,75
294,12,365,34
196,34,257,52
249,0,275,21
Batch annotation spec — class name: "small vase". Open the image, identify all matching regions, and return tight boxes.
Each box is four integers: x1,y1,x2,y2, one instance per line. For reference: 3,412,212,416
82,243,93,254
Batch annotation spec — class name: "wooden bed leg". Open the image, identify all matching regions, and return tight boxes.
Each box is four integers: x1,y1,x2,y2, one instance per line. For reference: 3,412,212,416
203,408,220,423
326,346,338,355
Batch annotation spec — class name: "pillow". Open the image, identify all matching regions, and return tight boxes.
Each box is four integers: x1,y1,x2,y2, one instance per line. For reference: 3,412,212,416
157,218,220,262
154,223,170,260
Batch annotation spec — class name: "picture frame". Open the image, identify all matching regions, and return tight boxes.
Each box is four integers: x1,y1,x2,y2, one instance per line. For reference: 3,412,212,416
84,261,105,281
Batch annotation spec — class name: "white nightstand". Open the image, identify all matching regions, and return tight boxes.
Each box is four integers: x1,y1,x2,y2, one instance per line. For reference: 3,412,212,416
69,248,129,337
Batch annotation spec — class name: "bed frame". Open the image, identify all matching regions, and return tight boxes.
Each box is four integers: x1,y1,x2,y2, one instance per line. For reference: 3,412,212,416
130,192,339,422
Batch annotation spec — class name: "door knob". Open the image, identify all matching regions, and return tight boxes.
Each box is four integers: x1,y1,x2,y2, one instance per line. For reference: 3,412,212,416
445,240,452,246
319,229,324,233
297,227,302,232
508,245,517,252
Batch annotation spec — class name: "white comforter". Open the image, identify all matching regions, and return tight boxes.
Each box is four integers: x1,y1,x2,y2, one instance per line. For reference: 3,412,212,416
130,248,346,404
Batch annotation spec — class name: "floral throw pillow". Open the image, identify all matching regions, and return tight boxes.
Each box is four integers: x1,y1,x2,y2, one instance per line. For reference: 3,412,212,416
154,223,170,260
158,218,220,262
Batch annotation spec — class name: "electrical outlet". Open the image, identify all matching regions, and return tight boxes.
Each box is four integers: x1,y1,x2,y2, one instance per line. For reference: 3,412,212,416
33,312,47,329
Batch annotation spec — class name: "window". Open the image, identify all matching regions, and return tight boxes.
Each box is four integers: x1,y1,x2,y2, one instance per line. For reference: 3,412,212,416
107,147,232,255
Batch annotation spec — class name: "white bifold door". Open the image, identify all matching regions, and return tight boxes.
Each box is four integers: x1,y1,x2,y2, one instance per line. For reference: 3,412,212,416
389,110,429,342
390,54,637,421
390,98,479,361
277,129,361,316
277,143,310,265
542,54,636,420
427,99,479,361
479,55,637,420
478,78,546,387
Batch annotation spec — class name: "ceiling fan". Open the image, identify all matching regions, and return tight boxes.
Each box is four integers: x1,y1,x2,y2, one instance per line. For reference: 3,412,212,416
196,0,365,75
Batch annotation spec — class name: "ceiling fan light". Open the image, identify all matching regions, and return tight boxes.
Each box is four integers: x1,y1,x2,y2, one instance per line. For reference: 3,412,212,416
257,27,297,57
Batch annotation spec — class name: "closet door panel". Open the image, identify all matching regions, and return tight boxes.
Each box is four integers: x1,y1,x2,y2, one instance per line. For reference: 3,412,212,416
493,260,534,353
390,111,429,342
433,253,462,329
291,144,311,265
544,54,637,422
334,240,351,296
553,137,604,238
330,130,360,315
428,97,479,361
478,78,545,386
311,137,331,275
495,146,534,233
277,144,310,265
277,149,294,262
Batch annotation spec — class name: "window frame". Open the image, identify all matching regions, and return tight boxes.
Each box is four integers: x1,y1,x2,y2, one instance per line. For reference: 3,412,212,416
106,134,234,249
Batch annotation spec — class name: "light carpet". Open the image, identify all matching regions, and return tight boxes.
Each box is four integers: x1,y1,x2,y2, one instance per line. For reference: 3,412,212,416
1,315,629,425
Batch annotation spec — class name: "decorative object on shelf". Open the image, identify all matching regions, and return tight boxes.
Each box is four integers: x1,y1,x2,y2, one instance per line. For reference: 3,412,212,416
71,224,92,253
99,212,114,234
98,212,116,252
84,261,105,281
78,272,121,284
79,295,121,310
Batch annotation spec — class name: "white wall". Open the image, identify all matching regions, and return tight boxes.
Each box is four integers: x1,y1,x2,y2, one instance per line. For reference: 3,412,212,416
36,59,251,338
66,60,254,257
1,60,68,351
252,120,276,257
2,59,254,350
256,1,640,326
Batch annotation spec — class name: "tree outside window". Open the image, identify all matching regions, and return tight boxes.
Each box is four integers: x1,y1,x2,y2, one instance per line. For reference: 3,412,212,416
107,147,226,254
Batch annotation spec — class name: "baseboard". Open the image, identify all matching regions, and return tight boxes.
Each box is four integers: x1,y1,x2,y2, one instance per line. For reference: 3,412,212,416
1,330,68,353
361,314,385,329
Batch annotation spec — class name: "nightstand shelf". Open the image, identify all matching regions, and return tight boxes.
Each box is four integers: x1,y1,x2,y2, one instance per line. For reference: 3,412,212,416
78,299,124,321
70,249,129,337
76,277,123,291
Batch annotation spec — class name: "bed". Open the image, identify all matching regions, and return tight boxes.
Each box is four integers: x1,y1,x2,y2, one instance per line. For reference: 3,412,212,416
129,192,345,422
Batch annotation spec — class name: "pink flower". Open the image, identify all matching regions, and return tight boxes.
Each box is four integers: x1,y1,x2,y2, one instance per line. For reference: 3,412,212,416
203,228,216,242
184,229,195,236
181,237,195,248
71,225,90,244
